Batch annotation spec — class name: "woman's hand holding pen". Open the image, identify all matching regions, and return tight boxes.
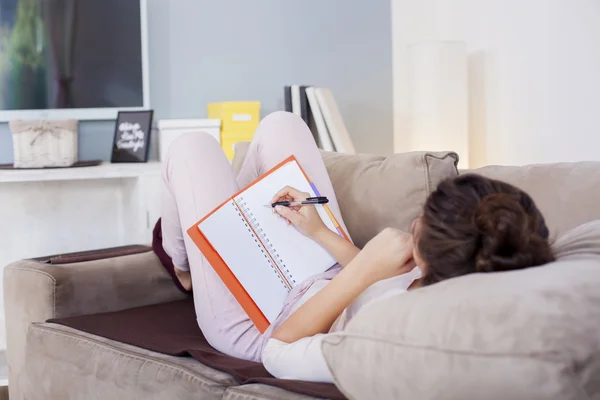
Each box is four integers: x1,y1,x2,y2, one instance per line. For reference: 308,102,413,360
271,186,327,238
272,186,361,268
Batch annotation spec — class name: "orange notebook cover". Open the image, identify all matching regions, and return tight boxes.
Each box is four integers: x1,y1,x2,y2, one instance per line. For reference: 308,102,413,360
187,156,348,333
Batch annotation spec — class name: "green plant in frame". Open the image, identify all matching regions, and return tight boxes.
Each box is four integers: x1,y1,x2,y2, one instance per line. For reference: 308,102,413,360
0,24,11,108
10,0,44,68
0,0,47,110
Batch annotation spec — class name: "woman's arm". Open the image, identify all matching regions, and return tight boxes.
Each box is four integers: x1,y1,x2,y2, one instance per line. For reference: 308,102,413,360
272,228,415,343
312,227,359,267
271,252,374,343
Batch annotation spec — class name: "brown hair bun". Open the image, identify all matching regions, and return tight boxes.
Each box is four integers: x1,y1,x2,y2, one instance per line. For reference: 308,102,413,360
473,193,538,272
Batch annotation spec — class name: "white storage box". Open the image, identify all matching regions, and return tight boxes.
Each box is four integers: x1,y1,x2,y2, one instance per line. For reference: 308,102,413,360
157,119,221,161
9,120,78,168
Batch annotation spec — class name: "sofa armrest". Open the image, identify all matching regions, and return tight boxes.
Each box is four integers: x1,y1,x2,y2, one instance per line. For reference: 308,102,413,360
4,249,187,399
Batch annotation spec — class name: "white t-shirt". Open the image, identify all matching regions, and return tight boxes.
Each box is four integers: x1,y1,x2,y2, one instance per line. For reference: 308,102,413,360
262,267,422,382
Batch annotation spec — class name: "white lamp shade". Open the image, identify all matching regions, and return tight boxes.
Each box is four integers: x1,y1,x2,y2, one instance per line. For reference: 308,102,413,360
408,41,469,167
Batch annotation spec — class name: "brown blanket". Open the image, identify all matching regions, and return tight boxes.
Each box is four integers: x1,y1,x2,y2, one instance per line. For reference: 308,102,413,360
50,299,345,400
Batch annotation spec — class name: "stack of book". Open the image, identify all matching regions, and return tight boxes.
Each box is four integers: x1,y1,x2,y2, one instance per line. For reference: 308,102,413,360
284,86,356,154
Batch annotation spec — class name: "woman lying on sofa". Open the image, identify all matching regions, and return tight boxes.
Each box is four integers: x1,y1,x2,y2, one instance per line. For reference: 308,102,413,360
160,112,554,383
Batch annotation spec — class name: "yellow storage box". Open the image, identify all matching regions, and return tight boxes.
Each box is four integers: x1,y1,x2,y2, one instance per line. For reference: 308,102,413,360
208,101,261,161
208,101,260,133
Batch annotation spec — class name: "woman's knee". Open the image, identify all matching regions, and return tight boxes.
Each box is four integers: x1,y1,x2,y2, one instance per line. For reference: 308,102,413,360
163,132,225,177
166,131,222,159
255,111,313,143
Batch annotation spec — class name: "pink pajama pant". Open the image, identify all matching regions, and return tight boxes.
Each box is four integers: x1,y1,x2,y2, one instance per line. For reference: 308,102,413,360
160,112,348,361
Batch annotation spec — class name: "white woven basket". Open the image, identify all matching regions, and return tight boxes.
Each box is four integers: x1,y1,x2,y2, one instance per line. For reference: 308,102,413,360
9,120,78,168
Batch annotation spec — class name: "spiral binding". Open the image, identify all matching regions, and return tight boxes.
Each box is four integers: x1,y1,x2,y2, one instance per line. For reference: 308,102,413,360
234,197,295,291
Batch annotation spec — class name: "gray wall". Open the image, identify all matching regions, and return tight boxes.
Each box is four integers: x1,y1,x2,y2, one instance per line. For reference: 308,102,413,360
0,0,393,163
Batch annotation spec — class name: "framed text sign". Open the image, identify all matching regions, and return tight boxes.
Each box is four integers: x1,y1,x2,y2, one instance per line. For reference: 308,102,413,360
111,110,154,163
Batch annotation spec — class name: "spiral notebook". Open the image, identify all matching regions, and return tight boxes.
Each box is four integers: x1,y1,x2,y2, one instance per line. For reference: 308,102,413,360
187,156,348,333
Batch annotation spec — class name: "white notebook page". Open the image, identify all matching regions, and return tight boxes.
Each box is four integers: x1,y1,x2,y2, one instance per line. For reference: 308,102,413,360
234,160,338,287
198,200,290,323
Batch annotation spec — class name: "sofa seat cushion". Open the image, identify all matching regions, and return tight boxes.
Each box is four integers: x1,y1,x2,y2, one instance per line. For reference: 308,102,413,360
48,299,345,400
321,221,600,400
25,323,234,400
223,384,325,400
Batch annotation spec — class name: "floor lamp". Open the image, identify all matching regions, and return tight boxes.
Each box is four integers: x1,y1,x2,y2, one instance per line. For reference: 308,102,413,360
408,41,469,168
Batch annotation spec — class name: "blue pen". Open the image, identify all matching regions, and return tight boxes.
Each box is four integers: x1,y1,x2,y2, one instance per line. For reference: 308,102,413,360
265,196,329,208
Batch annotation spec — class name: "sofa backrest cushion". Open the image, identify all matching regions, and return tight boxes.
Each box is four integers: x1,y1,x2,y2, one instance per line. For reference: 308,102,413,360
322,220,600,400
321,151,459,248
469,162,600,238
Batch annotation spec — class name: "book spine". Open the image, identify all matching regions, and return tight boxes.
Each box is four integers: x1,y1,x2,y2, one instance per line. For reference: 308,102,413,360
306,87,335,151
284,86,292,112
299,86,310,125
291,85,301,117
234,198,295,290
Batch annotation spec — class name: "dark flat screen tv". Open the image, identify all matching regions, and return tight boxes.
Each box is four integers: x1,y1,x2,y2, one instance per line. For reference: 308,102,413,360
0,0,149,121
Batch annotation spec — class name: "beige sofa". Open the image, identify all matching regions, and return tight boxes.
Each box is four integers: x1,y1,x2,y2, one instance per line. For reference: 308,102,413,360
4,147,600,400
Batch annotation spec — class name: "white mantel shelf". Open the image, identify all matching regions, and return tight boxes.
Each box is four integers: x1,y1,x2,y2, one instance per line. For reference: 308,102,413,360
0,162,162,183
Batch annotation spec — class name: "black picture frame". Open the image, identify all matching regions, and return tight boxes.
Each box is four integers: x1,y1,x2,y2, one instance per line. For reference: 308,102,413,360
111,110,154,163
